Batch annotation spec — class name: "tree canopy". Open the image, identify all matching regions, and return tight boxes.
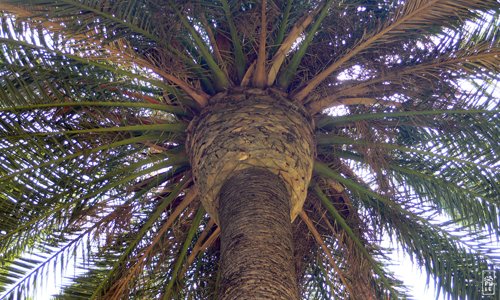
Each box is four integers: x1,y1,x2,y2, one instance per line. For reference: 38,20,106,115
0,0,499,299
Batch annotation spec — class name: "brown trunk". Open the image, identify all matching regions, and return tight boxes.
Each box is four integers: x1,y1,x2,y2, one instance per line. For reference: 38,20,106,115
186,88,315,225
218,167,299,300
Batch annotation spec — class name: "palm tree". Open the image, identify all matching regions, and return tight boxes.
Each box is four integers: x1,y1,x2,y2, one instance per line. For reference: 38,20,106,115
0,0,498,299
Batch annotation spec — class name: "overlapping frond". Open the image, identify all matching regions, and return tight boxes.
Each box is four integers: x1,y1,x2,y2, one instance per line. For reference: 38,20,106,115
314,161,499,298
0,8,195,298
294,0,499,100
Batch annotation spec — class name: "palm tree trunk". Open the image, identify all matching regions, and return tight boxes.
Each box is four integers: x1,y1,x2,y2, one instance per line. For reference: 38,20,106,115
218,167,299,300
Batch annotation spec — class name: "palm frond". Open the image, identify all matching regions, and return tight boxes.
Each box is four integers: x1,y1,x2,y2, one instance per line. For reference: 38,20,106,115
277,0,334,89
170,2,229,91
314,161,499,298
0,1,498,299
312,185,398,295
91,175,190,299
294,0,499,101
162,206,205,300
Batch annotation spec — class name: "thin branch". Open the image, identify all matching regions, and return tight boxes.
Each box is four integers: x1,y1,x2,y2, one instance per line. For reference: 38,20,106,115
91,177,192,299
179,223,221,281
272,0,292,53
162,206,205,300
299,210,354,296
278,0,334,89
308,97,402,113
108,186,199,299
313,185,395,293
186,220,217,266
149,65,209,107
200,14,224,67
191,227,220,264
172,224,221,287
112,47,209,106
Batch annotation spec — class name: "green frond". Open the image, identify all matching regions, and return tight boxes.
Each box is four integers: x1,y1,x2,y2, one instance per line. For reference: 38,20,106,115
0,99,190,296
317,109,499,128
0,102,188,115
278,0,334,89
51,169,193,299
219,0,246,81
170,2,229,91
316,106,499,234
1,224,95,299
0,37,175,93
0,153,185,260
337,149,499,232
271,0,292,55
0,157,191,298
312,184,403,298
303,256,345,299
314,161,499,299
0,10,205,108
317,134,497,171
91,175,190,299
3,0,160,47
179,222,220,299
294,0,499,101
162,206,205,300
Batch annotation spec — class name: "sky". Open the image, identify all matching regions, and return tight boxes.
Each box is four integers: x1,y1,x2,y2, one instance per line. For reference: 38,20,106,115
13,244,447,299
388,244,444,300
11,230,488,299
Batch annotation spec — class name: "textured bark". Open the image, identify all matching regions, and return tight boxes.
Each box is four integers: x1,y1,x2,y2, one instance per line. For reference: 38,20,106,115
186,88,315,224
218,168,299,300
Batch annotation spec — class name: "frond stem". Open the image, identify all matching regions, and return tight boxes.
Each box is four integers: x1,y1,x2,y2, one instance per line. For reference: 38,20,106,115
299,210,354,296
